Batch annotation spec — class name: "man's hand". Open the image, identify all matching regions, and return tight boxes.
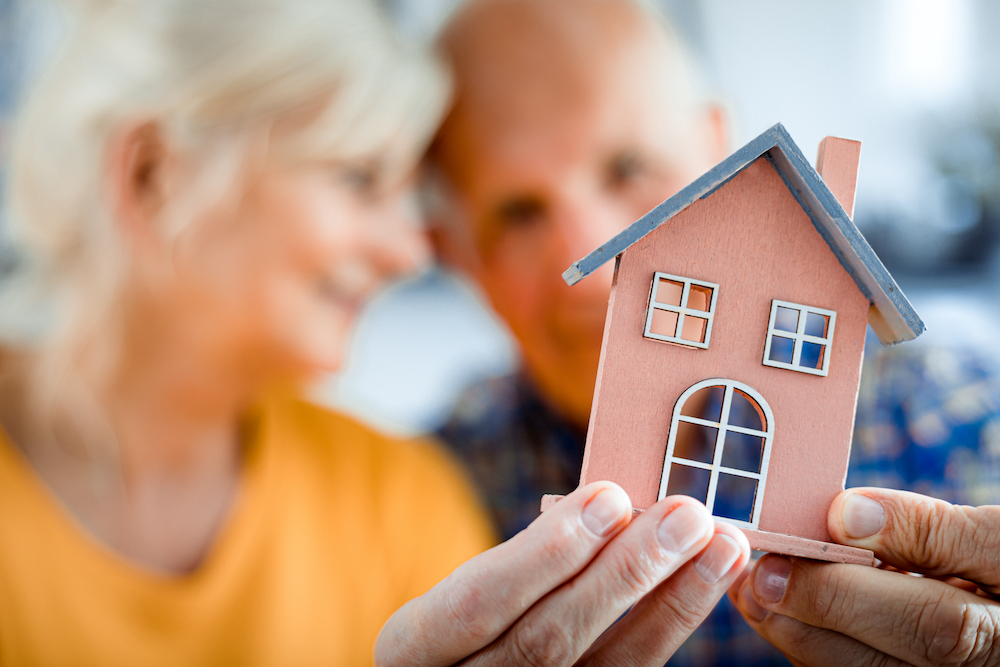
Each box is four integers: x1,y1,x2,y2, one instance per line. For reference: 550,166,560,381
376,481,750,666
731,487,1000,666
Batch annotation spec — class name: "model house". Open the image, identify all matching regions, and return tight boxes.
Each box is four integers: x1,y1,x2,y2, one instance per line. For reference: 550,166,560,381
544,124,923,565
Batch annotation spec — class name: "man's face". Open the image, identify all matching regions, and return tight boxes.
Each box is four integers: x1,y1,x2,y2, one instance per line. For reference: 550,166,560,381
435,34,725,426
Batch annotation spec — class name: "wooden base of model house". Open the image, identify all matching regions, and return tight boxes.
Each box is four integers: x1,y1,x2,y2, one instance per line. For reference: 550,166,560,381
540,494,874,566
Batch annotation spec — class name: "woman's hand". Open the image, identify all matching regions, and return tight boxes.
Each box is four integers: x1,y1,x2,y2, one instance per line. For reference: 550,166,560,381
375,481,750,666
732,487,1000,666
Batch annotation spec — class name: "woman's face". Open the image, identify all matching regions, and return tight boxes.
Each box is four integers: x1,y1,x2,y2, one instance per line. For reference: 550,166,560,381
156,144,428,380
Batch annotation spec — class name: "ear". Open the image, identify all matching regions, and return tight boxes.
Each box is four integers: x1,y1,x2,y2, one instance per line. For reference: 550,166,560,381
106,122,172,245
419,166,485,278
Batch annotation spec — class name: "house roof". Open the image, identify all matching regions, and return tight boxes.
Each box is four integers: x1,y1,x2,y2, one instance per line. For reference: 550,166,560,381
562,123,924,346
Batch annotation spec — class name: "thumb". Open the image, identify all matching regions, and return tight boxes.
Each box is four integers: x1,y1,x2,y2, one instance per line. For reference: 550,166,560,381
829,488,1000,593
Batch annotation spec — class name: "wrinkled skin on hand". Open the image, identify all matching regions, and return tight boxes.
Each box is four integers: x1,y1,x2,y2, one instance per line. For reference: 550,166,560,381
376,481,750,667
732,487,1000,667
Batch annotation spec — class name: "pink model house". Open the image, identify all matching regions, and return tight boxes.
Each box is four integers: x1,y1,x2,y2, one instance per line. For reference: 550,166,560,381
544,124,923,565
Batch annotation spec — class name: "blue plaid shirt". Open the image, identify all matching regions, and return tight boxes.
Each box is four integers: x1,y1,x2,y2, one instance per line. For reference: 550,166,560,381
437,339,1000,666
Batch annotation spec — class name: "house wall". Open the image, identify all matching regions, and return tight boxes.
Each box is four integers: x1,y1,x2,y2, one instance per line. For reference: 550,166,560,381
581,156,870,542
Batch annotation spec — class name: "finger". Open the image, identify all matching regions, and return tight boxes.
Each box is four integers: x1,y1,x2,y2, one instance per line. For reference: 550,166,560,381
375,482,633,667
725,556,756,606
465,496,715,667
736,554,1000,667
580,521,750,666
733,577,913,667
829,488,1000,591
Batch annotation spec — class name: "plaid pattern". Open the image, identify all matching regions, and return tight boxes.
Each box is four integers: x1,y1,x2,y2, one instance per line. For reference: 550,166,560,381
437,339,1000,666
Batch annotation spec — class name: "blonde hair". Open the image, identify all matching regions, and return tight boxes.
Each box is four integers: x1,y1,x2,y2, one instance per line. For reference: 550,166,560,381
1,0,449,363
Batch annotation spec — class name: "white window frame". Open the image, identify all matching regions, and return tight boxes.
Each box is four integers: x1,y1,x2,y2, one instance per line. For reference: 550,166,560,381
762,300,836,377
643,272,719,350
657,378,775,530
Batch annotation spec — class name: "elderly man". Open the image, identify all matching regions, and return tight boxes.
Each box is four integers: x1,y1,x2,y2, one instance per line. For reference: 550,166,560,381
430,0,1000,665
429,1,778,664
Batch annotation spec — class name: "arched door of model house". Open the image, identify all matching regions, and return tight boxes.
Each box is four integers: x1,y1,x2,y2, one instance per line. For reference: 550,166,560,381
657,379,774,529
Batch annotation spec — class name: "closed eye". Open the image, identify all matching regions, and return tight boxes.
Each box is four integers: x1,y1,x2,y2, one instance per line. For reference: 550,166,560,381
494,195,546,228
606,150,648,190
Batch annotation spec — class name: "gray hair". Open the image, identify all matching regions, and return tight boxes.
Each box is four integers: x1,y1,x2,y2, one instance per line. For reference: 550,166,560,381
1,0,449,360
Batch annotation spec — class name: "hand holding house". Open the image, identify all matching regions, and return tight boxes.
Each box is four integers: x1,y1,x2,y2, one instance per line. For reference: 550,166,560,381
542,124,924,566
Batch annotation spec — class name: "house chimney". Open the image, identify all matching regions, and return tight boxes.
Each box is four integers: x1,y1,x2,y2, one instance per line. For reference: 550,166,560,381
816,137,861,219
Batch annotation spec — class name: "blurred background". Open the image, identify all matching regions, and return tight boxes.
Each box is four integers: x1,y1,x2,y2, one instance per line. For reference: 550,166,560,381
4,0,1000,435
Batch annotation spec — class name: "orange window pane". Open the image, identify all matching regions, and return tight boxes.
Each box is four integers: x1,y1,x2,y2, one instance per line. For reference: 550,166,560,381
687,284,713,312
649,309,678,337
655,279,683,307
680,315,707,343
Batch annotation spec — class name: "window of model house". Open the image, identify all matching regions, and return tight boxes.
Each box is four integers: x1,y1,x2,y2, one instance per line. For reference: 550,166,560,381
644,272,718,349
762,300,836,376
658,379,774,529
659,378,774,529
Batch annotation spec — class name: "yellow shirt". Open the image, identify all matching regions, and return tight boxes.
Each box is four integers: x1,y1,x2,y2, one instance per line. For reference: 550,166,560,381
0,393,495,666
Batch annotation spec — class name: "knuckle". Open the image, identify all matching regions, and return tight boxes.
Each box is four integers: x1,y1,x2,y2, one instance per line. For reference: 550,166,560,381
896,499,987,575
921,601,999,666
653,585,713,634
536,515,593,575
441,579,500,645
608,544,660,597
510,618,577,667
898,498,944,569
804,565,856,628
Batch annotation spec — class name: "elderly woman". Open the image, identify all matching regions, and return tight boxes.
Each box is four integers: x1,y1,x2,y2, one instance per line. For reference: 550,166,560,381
0,0,755,664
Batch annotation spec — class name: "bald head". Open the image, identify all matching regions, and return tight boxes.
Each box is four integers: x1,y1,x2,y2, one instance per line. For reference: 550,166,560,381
432,0,727,427
437,0,706,167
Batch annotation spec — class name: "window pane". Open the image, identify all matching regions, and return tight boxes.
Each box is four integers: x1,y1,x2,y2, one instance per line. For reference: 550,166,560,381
673,421,718,463
665,463,710,505
774,306,799,332
687,284,713,312
655,279,683,307
799,342,826,370
804,312,829,338
680,316,708,343
649,309,678,337
721,431,765,473
728,389,766,432
713,474,758,523
680,385,725,422
768,335,795,364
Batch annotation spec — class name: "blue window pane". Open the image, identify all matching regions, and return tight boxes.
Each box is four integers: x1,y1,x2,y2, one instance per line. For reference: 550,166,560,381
721,431,765,473
665,464,710,505
799,342,825,370
804,312,829,338
728,390,764,431
713,474,758,523
774,307,798,332
768,336,795,364
673,421,718,463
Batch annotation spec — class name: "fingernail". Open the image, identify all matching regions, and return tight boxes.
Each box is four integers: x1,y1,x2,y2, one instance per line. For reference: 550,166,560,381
841,493,885,539
740,582,769,622
695,534,742,583
657,504,709,555
754,556,790,603
581,487,631,536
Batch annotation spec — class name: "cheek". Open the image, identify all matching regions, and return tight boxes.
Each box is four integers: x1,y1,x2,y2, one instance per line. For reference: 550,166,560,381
478,235,552,326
